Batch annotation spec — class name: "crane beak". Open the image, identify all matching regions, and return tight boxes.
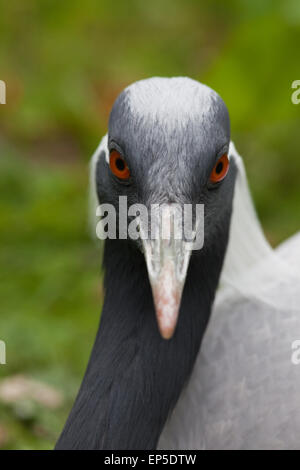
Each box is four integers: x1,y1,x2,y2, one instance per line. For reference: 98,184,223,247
141,205,193,339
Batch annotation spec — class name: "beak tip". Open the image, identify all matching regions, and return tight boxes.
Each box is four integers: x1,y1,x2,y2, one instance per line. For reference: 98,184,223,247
158,326,176,340
152,281,181,341
156,307,179,340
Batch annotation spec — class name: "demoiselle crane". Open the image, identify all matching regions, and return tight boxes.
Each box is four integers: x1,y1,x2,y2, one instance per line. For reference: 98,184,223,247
56,77,300,450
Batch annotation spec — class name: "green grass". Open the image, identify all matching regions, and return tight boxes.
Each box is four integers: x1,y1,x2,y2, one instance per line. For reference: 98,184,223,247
0,145,103,448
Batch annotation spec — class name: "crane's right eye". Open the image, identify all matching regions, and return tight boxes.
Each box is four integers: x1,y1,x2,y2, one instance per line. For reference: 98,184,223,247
109,150,131,180
209,154,229,184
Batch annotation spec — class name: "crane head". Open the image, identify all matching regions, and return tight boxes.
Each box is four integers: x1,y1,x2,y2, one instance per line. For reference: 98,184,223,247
95,77,234,339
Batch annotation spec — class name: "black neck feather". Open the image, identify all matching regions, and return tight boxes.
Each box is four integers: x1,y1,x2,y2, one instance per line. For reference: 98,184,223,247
56,225,228,449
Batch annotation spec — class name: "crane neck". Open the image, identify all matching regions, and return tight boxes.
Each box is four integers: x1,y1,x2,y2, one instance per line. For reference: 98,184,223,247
56,234,228,449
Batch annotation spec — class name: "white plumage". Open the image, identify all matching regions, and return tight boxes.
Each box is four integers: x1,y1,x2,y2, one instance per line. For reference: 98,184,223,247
159,144,300,449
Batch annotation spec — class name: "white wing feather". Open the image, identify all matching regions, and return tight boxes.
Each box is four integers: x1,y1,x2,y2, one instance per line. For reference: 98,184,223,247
89,134,108,238
159,143,300,450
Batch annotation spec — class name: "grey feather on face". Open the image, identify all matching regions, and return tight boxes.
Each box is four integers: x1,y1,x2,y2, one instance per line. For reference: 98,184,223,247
107,77,231,205
95,77,234,247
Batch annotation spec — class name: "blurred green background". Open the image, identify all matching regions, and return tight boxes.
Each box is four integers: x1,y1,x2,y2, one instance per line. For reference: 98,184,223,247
0,0,300,449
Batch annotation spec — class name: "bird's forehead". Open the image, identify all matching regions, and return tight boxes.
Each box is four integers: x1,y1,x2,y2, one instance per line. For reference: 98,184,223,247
108,77,230,160
125,77,214,124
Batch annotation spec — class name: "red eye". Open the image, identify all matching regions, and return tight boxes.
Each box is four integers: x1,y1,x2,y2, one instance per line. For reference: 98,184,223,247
210,154,229,183
109,150,130,180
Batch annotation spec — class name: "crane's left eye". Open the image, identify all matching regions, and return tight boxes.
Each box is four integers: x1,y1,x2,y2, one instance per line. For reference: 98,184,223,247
209,154,229,184
109,150,130,180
